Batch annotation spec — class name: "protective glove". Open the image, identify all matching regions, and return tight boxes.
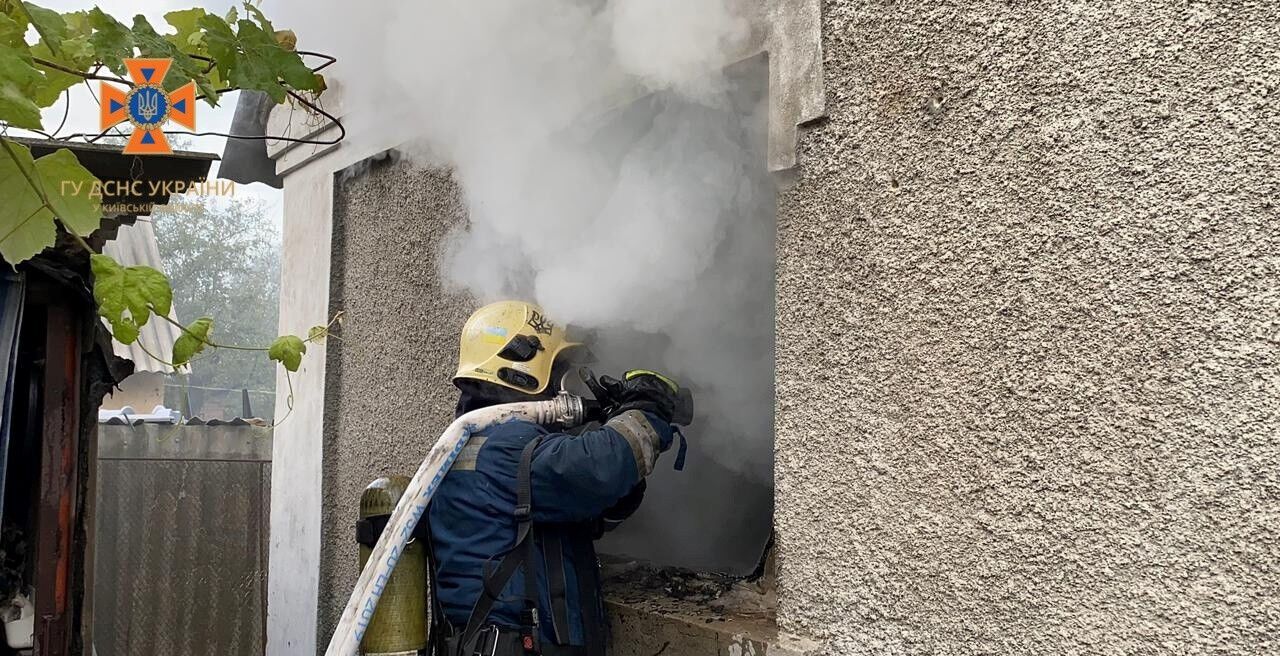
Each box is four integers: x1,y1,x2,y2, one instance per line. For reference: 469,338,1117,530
581,368,692,471
597,370,684,424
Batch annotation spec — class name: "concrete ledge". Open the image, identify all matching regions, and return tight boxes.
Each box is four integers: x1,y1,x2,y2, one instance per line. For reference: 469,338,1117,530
604,566,821,656
608,599,821,656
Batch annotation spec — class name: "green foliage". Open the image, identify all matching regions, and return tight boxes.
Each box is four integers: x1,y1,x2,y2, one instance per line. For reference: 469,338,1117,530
0,0,322,123
0,2,332,388
0,22,42,128
34,148,100,234
90,253,173,345
23,3,68,44
198,5,315,103
25,4,94,105
129,14,218,99
163,8,205,49
85,8,132,74
268,335,305,373
0,141,99,262
172,316,213,366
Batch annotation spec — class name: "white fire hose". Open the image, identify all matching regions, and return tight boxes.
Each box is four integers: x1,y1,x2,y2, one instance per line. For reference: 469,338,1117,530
324,393,588,656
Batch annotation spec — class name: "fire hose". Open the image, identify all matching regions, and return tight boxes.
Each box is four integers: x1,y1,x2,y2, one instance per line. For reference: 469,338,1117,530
324,392,590,656
324,369,692,656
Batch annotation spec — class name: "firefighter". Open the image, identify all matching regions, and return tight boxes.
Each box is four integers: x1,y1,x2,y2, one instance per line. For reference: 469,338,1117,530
428,301,684,656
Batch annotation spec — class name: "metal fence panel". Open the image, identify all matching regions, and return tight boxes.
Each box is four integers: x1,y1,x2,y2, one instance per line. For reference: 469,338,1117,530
93,424,271,656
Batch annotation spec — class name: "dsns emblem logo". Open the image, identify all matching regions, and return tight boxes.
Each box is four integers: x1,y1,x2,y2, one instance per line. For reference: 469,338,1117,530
99,58,196,155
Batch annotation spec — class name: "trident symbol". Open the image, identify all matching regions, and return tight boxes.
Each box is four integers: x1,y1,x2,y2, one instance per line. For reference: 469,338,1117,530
100,58,197,155
136,88,160,122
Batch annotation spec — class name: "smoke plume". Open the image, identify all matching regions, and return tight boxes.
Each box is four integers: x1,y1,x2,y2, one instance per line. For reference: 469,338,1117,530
335,0,773,573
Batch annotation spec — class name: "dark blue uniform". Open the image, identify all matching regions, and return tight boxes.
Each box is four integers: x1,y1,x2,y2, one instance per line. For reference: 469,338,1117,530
429,413,672,648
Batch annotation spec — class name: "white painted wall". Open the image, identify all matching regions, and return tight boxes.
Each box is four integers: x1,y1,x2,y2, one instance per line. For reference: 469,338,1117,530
267,165,332,656
265,80,412,656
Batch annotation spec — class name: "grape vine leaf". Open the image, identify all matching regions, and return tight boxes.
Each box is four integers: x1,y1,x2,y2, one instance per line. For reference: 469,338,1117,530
0,145,54,263
26,8,96,107
130,14,218,100
22,3,67,44
0,12,28,48
0,38,44,129
268,335,306,372
113,316,138,344
197,6,318,103
86,8,134,76
28,41,82,106
196,13,235,85
163,8,206,49
90,254,174,344
172,316,213,366
34,148,101,235
307,325,328,343
0,142,100,263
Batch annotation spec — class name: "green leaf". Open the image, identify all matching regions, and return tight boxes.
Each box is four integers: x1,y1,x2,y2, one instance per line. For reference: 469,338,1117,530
197,10,319,104
0,46,45,129
130,14,219,102
268,334,306,372
91,254,174,337
240,16,318,93
26,42,79,109
0,140,55,263
22,3,67,45
0,13,28,48
33,148,101,236
62,10,91,38
172,316,213,366
243,3,275,32
0,143,100,263
164,8,206,48
113,316,139,344
87,8,134,76
59,33,93,62
197,13,236,85
90,253,126,329
132,265,173,318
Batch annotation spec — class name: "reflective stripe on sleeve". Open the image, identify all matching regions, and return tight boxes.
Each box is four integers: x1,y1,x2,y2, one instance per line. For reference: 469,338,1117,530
605,410,660,477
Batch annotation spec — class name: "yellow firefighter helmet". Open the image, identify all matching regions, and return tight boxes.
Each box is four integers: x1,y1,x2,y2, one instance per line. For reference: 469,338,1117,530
454,300,583,395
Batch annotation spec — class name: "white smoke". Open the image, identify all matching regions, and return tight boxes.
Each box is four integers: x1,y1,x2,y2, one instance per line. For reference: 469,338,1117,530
327,0,773,572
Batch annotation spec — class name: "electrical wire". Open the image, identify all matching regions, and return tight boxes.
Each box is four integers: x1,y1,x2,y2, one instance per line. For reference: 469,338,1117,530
48,88,71,137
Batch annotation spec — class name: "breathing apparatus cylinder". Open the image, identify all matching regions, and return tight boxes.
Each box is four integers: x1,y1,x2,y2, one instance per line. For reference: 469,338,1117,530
326,384,690,656
356,476,429,655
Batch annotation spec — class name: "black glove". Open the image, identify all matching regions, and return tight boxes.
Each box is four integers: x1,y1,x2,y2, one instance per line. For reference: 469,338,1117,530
598,370,683,424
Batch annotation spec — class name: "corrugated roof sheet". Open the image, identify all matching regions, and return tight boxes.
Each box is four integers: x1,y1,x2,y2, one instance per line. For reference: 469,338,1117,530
98,404,268,426
101,220,186,373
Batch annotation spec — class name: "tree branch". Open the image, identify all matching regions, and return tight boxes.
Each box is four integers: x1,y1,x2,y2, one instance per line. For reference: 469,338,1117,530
33,57,135,86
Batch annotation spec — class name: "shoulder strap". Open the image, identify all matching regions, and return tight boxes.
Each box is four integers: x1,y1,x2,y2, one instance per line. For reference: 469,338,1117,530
570,527,607,656
419,504,451,655
540,533,570,644
455,436,542,655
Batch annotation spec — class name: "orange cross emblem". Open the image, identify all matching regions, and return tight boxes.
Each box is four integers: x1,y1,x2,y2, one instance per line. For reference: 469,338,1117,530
99,58,197,155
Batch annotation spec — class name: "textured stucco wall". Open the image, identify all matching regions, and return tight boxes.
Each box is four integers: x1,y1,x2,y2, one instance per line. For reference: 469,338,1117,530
774,1,1278,654
317,155,473,643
